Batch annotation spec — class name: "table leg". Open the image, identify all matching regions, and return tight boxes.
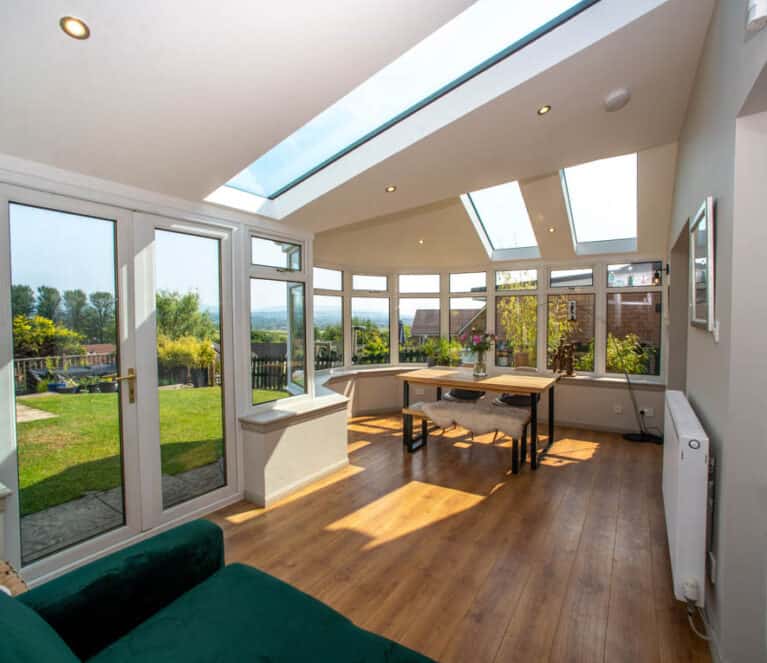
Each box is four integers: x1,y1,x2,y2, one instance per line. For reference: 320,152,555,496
403,381,410,408
548,385,555,449
530,392,539,469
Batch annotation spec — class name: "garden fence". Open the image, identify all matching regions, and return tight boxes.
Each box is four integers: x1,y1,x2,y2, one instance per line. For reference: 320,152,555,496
251,357,288,390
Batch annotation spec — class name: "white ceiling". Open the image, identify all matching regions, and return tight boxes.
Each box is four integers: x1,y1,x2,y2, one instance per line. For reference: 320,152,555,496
0,0,714,237
0,0,472,201
285,0,714,232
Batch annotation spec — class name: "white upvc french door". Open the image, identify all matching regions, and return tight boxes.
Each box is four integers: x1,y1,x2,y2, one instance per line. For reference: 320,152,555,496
0,185,142,578
0,187,238,582
132,213,238,531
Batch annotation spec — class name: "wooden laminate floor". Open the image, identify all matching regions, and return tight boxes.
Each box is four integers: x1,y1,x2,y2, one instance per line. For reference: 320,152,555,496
209,415,711,663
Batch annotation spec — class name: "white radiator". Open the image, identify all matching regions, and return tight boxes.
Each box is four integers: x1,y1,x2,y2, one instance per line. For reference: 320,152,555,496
662,390,710,607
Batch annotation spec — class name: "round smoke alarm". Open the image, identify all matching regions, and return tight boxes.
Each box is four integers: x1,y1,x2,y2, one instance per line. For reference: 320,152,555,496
604,88,631,112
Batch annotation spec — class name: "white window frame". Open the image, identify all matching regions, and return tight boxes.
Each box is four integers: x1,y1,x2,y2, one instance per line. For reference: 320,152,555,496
493,269,542,371
544,265,598,376
603,263,665,384
246,230,312,410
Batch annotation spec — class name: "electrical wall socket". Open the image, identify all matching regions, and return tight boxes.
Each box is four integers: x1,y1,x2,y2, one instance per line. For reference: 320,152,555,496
613,404,623,414
640,407,655,418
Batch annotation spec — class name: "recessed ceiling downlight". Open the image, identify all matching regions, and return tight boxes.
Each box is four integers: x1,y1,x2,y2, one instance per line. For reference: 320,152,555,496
604,88,631,112
537,105,552,116
60,16,90,39
385,185,397,193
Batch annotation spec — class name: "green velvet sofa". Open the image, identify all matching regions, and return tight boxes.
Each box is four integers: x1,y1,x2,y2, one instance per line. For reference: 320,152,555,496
0,520,433,662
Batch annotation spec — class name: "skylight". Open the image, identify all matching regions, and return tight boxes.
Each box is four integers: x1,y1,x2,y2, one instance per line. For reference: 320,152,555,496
466,181,537,251
561,153,638,253
225,0,598,199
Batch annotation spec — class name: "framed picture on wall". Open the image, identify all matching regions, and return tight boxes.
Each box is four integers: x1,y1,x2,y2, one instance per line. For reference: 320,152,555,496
690,196,715,331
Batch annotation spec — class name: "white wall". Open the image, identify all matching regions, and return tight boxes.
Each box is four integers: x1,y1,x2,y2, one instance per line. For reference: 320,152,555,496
669,2,767,660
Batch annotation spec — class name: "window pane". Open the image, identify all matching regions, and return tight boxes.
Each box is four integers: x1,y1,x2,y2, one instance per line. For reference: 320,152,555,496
496,269,538,290
607,262,663,288
496,295,537,368
9,203,124,564
450,296,486,364
399,298,439,363
314,295,343,369
226,2,589,198
250,279,306,404
563,153,637,243
351,297,390,364
313,266,342,291
398,273,439,293
251,236,301,270
606,292,662,376
550,268,593,288
547,294,595,371
352,274,388,291
155,230,225,509
450,272,486,293
467,181,537,249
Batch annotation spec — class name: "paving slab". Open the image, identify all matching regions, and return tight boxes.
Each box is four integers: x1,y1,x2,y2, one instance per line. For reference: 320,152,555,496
15,403,57,424
21,496,124,564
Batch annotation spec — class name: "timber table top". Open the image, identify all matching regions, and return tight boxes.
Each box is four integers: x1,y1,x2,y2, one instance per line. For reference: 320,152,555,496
397,368,558,394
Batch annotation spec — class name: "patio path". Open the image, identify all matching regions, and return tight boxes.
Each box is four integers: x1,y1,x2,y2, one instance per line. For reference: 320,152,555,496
21,458,225,564
15,403,57,424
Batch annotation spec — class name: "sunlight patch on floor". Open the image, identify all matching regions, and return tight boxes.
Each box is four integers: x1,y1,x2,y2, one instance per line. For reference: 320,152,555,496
325,480,483,550
348,439,371,453
539,438,599,466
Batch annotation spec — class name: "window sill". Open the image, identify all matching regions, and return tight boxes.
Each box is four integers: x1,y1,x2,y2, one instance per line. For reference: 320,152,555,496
240,392,348,433
557,374,665,391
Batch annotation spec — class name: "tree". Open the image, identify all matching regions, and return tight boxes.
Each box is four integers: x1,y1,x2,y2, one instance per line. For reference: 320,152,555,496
11,284,35,317
497,295,537,366
62,289,89,334
87,291,116,343
156,290,217,341
606,333,649,375
36,286,62,322
12,315,84,358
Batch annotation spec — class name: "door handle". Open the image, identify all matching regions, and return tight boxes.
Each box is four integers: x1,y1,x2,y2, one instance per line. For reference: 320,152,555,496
115,368,136,404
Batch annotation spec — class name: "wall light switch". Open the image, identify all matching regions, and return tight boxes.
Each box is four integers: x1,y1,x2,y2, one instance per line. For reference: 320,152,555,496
613,404,623,414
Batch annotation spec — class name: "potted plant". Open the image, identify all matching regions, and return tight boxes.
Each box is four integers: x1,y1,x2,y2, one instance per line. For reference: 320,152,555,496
55,377,79,394
79,376,100,393
459,329,496,378
98,376,118,393
423,338,462,367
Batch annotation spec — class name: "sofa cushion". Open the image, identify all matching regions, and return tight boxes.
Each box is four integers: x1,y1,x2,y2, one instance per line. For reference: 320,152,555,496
20,519,224,660
0,591,79,663
90,563,432,663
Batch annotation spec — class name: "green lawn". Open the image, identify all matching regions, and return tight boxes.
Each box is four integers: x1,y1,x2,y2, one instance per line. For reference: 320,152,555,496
17,388,225,516
252,388,290,405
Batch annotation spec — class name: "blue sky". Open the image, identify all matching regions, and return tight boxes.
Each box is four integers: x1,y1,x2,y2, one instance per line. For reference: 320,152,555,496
10,204,117,295
10,205,222,310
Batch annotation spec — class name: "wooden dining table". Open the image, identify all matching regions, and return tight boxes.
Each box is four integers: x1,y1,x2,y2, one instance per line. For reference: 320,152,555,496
397,368,559,470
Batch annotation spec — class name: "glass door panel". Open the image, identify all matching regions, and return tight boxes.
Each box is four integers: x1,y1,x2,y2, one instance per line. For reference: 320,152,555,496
8,203,125,565
154,230,225,509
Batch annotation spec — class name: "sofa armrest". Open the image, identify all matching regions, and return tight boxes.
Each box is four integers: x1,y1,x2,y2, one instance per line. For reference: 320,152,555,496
19,519,224,661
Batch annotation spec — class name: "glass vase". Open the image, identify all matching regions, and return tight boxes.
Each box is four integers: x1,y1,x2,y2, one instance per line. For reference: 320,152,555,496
473,350,487,378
